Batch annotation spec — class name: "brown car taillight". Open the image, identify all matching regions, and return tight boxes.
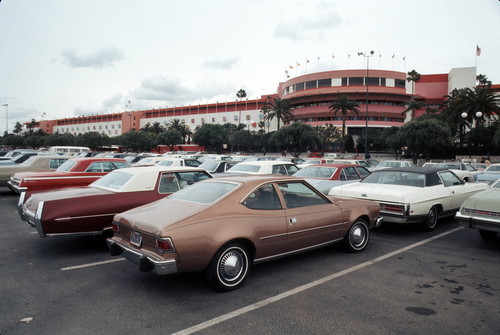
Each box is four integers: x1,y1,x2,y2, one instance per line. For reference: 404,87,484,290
111,221,121,233
155,237,174,252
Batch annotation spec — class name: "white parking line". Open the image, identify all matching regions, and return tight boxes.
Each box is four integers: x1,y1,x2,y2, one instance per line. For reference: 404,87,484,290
172,227,464,335
61,258,126,271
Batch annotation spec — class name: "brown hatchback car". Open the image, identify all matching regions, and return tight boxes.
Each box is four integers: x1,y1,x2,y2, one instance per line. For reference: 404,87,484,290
108,175,382,291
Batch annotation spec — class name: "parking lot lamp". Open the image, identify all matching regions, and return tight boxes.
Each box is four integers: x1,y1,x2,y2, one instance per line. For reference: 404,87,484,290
357,51,374,158
2,104,7,134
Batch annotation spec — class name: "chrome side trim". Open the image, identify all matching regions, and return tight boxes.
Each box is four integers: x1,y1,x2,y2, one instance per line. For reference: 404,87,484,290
254,237,344,264
34,201,46,237
54,213,118,222
17,192,27,221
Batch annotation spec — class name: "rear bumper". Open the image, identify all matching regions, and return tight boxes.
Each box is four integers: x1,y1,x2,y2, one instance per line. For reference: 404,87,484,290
455,211,500,233
7,180,26,193
107,239,178,275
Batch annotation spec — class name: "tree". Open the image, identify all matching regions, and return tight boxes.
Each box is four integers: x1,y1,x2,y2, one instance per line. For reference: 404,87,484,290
155,129,183,151
476,74,492,88
395,118,453,160
117,131,156,152
263,96,294,130
270,123,321,157
13,122,23,135
141,122,165,134
74,132,111,150
2,134,25,148
168,119,192,143
236,89,247,100
407,69,421,98
314,124,342,153
402,99,427,119
192,124,228,152
328,95,360,149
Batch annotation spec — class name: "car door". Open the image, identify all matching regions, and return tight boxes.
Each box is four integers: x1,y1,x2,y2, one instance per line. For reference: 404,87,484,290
438,171,471,210
276,181,344,252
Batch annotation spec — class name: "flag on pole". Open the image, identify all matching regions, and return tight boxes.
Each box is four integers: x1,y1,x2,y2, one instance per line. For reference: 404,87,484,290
476,45,481,56
296,61,301,66
391,54,395,59
289,65,294,69
306,59,310,63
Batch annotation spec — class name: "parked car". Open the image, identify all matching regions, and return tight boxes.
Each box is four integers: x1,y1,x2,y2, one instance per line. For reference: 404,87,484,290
155,158,201,167
224,160,300,176
455,179,500,240
328,167,489,231
433,162,478,182
19,166,213,238
331,159,371,169
0,149,38,161
0,152,41,165
107,175,381,291
474,163,500,184
293,163,371,194
198,160,237,173
373,160,415,170
0,155,71,187
297,158,335,169
8,158,130,197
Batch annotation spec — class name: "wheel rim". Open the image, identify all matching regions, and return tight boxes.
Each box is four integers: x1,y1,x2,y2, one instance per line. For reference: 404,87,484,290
427,208,437,228
350,223,367,249
218,247,247,285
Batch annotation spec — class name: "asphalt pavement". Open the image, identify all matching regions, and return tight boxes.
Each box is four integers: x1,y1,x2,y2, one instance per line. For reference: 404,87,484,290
0,188,499,335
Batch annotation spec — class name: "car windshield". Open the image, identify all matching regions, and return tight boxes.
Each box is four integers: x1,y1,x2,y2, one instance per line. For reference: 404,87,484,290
294,166,336,178
492,180,500,189
199,161,218,170
435,163,460,169
169,181,239,204
20,156,37,166
303,159,322,164
157,160,174,166
378,161,404,168
91,171,134,190
228,164,261,173
486,165,500,172
56,160,77,172
361,171,425,187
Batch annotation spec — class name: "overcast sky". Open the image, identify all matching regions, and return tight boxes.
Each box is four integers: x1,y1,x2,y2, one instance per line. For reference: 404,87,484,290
0,0,499,134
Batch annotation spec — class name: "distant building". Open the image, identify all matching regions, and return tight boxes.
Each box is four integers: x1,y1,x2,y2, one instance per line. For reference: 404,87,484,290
27,67,492,138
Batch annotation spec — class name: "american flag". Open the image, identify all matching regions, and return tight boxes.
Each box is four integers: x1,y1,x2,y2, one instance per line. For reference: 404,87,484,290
476,45,481,56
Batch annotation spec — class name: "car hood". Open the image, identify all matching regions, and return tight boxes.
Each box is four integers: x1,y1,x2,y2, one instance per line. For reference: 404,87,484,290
114,198,209,235
461,188,500,211
328,183,421,203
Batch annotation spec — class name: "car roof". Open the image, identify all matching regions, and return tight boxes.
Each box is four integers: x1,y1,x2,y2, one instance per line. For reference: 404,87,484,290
371,166,448,175
302,163,364,168
235,160,295,166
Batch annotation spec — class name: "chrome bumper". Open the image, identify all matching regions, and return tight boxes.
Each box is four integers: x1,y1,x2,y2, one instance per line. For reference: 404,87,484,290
7,180,26,194
455,211,500,232
107,239,178,275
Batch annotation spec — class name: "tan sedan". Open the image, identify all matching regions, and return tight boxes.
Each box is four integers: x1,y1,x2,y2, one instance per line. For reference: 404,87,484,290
108,175,381,291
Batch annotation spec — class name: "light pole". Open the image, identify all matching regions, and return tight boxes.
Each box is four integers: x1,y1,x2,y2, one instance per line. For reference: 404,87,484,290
2,104,7,134
461,111,483,160
357,51,374,159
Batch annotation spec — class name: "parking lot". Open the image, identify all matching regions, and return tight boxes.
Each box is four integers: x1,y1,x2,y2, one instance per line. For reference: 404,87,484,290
1,188,499,335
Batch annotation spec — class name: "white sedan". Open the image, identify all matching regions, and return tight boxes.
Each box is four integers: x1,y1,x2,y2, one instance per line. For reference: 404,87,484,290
328,167,489,231
225,160,300,175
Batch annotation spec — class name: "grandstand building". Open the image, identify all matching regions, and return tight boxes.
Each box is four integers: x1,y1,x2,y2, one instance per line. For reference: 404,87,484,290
30,67,481,137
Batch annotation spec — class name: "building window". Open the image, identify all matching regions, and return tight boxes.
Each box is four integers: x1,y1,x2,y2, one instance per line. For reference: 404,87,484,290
342,78,348,86
380,78,386,86
349,77,364,86
294,83,305,91
366,77,379,86
318,79,331,88
395,79,406,88
305,81,316,89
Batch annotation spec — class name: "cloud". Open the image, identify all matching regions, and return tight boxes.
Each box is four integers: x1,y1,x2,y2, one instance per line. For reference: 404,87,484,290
61,46,124,69
274,11,342,41
203,58,239,70
131,75,235,107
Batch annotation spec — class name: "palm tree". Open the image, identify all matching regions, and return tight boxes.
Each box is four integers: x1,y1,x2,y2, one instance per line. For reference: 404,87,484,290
168,119,192,143
236,89,247,100
263,96,293,130
328,95,360,138
402,100,427,119
476,74,492,88
407,69,421,98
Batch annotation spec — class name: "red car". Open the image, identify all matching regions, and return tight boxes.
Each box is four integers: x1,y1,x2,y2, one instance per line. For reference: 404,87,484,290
293,163,371,194
8,157,130,200
19,166,213,238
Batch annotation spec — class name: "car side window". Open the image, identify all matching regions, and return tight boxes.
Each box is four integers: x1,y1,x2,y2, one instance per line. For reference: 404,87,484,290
272,164,287,175
243,185,282,210
277,182,329,209
86,162,103,172
49,158,67,169
439,171,462,187
158,173,181,193
343,167,359,180
285,164,299,175
101,162,116,172
356,167,371,178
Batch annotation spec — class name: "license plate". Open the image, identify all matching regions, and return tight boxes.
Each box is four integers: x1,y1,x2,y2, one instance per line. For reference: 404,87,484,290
130,231,143,247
